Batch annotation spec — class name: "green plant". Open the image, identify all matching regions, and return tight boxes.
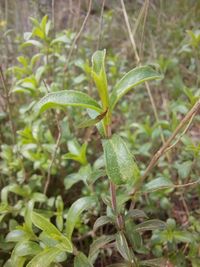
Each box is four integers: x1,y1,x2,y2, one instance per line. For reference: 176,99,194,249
22,47,168,267
1,9,200,267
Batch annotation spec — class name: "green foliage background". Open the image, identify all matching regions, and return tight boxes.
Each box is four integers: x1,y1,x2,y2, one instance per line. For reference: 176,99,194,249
0,1,200,266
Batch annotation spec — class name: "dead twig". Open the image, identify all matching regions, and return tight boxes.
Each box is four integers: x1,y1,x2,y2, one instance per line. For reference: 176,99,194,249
120,0,170,162
0,66,16,143
141,98,200,184
96,0,106,50
64,0,92,71
165,113,195,152
174,179,200,189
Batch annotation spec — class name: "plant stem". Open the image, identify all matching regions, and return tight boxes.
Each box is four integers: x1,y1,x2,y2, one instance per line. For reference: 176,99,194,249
0,66,16,144
120,0,171,163
63,0,92,72
105,122,124,230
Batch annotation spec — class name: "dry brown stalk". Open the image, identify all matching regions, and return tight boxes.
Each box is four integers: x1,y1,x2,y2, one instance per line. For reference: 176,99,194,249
141,98,200,182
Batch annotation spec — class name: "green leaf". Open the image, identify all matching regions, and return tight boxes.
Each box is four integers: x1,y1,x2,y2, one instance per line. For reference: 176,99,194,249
6,230,31,242
93,216,113,232
21,40,43,48
64,165,91,190
143,177,173,192
77,108,107,128
116,232,134,262
35,90,102,113
14,241,41,256
56,196,64,213
63,140,88,165
173,230,194,243
87,109,105,136
102,134,140,185
5,257,26,267
176,160,193,179
89,235,115,263
66,196,96,240
91,50,109,109
56,196,64,231
125,221,143,251
110,66,162,110
125,209,148,220
134,220,166,232
31,212,73,253
26,247,62,267
140,258,168,267
31,212,61,236
74,252,93,267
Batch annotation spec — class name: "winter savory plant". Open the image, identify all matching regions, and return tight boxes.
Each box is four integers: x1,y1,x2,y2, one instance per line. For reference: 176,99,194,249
19,49,167,267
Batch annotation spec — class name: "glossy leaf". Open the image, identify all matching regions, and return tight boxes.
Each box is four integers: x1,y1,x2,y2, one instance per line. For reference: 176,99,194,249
5,257,26,267
125,221,143,251
31,212,61,236
56,196,64,231
74,252,93,267
22,40,43,48
77,108,107,128
116,232,134,262
125,209,148,220
102,134,140,185
25,200,34,234
14,241,41,256
87,109,105,136
91,50,109,109
89,235,115,263
1,184,29,203
35,90,102,114
6,229,30,242
64,164,91,190
63,139,88,165
26,247,62,267
143,177,173,192
93,216,113,232
31,212,73,253
173,230,194,243
66,196,96,239
110,66,162,109
134,219,166,232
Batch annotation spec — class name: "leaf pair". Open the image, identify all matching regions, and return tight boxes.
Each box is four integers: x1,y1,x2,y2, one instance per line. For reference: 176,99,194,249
35,50,162,132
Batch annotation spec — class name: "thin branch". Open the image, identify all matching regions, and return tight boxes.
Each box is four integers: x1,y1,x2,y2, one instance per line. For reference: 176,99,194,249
141,98,200,183
165,113,195,152
120,0,170,162
120,0,140,63
0,66,16,143
43,114,62,195
96,0,106,50
64,0,92,71
174,179,200,189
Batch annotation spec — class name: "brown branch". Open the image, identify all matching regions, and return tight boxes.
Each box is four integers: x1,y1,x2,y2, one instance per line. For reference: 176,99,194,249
165,113,195,152
120,0,170,162
64,0,92,71
96,0,106,50
174,179,200,189
0,66,16,143
141,99,200,183
120,0,140,63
